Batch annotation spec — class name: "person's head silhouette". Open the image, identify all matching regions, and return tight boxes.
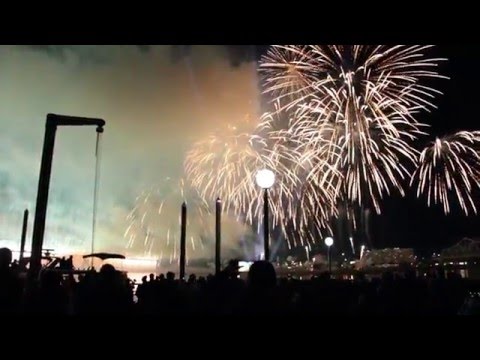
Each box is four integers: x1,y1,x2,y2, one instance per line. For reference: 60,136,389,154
247,261,277,291
0,248,12,270
99,264,116,280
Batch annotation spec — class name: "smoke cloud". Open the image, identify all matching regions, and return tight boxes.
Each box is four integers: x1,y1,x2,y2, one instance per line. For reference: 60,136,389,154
0,45,261,260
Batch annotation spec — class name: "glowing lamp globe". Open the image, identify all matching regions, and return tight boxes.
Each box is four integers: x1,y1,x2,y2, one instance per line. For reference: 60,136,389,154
324,237,334,247
255,169,275,189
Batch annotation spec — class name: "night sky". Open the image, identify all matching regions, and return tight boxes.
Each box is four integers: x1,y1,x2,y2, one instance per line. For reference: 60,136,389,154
0,45,478,259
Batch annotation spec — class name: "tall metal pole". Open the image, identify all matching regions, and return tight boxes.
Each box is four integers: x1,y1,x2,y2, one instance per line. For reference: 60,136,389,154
19,209,29,263
180,202,187,280
215,198,221,275
328,246,332,273
263,188,270,262
30,117,57,280
91,129,103,267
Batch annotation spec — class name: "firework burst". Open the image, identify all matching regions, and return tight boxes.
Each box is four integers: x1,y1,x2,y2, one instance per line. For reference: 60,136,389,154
260,45,446,114
182,45,450,252
411,131,480,215
125,177,211,262
184,113,295,235
184,115,265,219
260,45,445,214
185,108,330,247
259,45,321,111
257,105,340,246
291,101,422,213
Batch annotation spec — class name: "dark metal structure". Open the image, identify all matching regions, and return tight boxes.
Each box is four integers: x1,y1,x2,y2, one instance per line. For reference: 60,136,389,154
19,209,29,263
29,114,105,282
215,198,221,275
179,202,187,280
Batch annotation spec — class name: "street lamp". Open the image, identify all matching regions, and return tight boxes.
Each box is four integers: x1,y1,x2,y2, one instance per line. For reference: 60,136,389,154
255,169,275,261
325,236,334,273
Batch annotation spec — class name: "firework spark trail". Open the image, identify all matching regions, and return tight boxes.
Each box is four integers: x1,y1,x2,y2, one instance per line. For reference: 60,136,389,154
184,119,264,219
125,177,212,261
411,131,480,215
260,45,445,216
185,103,340,247
291,98,422,213
259,45,321,112
261,45,446,113
184,114,292,231
258,105,340,245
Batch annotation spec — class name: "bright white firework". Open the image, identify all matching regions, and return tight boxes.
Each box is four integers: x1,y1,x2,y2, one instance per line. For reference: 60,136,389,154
184,107,339,248
184,115,265,219
260,45,446,214
260,45,447,114
411,131,480,215
257,104,340,246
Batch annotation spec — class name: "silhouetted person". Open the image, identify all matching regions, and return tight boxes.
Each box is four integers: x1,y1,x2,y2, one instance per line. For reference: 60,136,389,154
222,259,241,280
59,257,67,270
84,264,132,314
240,261,279,314
0,248,13,269
10,260,19,272
66,256,73,270
0,248,23,314
136,276,148,308
248,261,277,290
34,270,68,314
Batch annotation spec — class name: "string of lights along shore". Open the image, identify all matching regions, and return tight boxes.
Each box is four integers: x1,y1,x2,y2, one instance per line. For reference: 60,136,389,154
127,45,480,259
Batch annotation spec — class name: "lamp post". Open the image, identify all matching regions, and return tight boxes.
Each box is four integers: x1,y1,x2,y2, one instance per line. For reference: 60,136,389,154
255,169,275,262
325,236,334,273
